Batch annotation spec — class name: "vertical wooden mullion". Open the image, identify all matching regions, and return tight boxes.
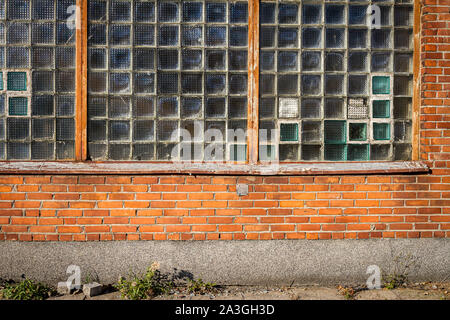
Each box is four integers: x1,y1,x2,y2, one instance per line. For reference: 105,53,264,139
411,0,421,161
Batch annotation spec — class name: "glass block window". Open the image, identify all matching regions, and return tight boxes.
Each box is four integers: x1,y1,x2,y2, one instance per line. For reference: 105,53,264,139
259,0,414,161
87,0,248,161
0,0,76,160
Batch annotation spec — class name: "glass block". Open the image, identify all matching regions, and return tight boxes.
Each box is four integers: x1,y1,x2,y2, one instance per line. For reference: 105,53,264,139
230,2,247,23
230,26,247,47
229,97,247,118
302,28,321,48
9,97,28,116
301,75,321,95
348,75,368,95
326,28,345,48
324,120,346,144
229,51,247,70
158,26,179,46
158,73,178,94
394,97,412,119
260,26,275,48
109,73,130,93
134,73,155,94
348,98,368,119
181,73,202,94
394,53,413,73
259,145,275,161
135,1,155,22
278,28,298,48
259,121,275,143
394,76,412,96
158,97,178,117
56,71,75,92
394,29,413,49
7,118,29,140
7,47,29,68
349,5,367,25
278,75,298,95
0,121,3,140
133,120,154,141
182,26,202,46
206,50,226,70
349,123,367,141
370,144,390,161
87,143,106,159
279,98,298,118
325,52,344,71
348,144,369,161
229,144,246,161
180,121,203,142
32,71,53,92
181,97,202,118
56,118,74,140
56,95,75,116
56,141,74,159
0,95,4,114
394,143,411,160
56,22,74,44
32,95,53,115
132,144,154,160
348,29,367,48
280,123,298,142
325,5,344,24
260,2,275,24
109,121,130,141
134,25,154,45
325,98,344,119
158,49,178,70
279,144,299,161
373,100,390,118
110,48,131,69
228,120,247,142
325,144,346,161
31,23,53,44
206,26,226,46
7,142,29,160
88,96,106,117
56,47,75,68
206,74,226,94
372,76,390,94
278,51,298,72
183,2,202,22
88,24,106,45
88,72,106,93
110,0,131,21
181,50,202,70
300,144,321,161
261,51,275,71
394,6,413,26
302,51,321,71
279,3,298,24
157,143,177,160
109,25,130,45
302,5,321,24
7,72,27,91
260,74,274,94
109,144,131,160
7,22,29,44
259,98,275,118
7,0,30,20
134,48,154,70
301,99,321,119
88,0,106,21
134,96,154,117
88,48,106,69
394,121,412,142
157,120,178,141
371,52,391,72
325,75,344,95
206,2,226,22
229,74,247,94
379,6,392,26
373,123,390,140
159,2,179,22
205,121,225,141
371,29,391,49
302,121,321,143
87,120,106,141
108,97,130,118
0,47,4,66
348,52,367,72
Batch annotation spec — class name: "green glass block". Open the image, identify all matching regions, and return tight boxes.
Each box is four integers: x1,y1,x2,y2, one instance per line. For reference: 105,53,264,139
259,145,275,161
373,100,390,118
372,76,390,94
7,72,27,91
8,97,28,115
325,144,347,161
373,123,390,140
324,120,346,144
347,144,369,161
349,123,367,141
0,73,3,90
280,123,298,141
230,144,246,161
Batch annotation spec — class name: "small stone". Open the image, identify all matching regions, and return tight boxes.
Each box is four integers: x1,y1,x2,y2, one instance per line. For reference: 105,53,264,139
83,282,104,298
432,285,437,290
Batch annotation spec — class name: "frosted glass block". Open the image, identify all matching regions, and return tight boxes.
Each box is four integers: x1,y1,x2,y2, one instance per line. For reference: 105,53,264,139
394,75,412,96
229,97,247,118
134,73,155,94
181,97,202,118
9,97,28,115
278,51,298,71
135,1,154,22
278,75,298,95
88,96,106,117
109,121,130,141
349,5,367,25
134,48,154,70
206,2,226,22
371,52,391,72
109,73,130,93
7,72,27,91
279,98,298,118
56,71,75,92
158,26,179,46
32,95,53,115
324,120,346,144
280,123,298,141
182,26,202,46
372,76,390,94
87,120,106,141
110,1,131,21
205,121,225,141
181,73,202,93
7,142,30,160
228,120,247,141
183,2,202,22
56,118,75,140
109,25,131,45
133,96,154,117
158,97,178,117
278,28,298,48
230,144,246,161
159,2,179,22
109,144,131,160
56,22,74,44
206,50,226,70
325,5,344,24
325,52,344,71
348,52,367,72
394,53,413,73
206,26,226,46
373,123,390,140
259,145,275,161
180,121,203,142
325,75,344,95
394,97,412,119
301,145,321,161
7,118,29,140
349,123,367,141
158,73,178,94
259,121,275,143
302,28,321,48
56,47,75,68
108,96,130,118
133,120,154,141
7,23,29,44
32,0,54,20
373,100,390,118
230,2,247,23
394,121,412,142
56,141,74,159
229,50,247,70
157,120,178,141
279,3,298,24
56,95,75,116
88,24,106,45
87,143,106,159
32,71,54,92
394,29,413,49
394,6,413,26
230,26,247,47
7,47,29,68
7,0,30,20
370,144,390,160
371,29,391,49
229,74,247,94
260,2,275,24
301,75,321,95
134,25,154,45
302,51,321,71
181,49,202,70
325,144,346,161
302,121,321,143
88,0,106,20
132,144,154,160
206,74,226,94
279,144,299,161
259,98,275,118
261,51,275,71
348,98,368,119
88,48,106,69
88,72,106,93
325,98,344,119
260,74,274,94
260,26,275,48
394,143,411,160
110,48,131,69
302,5,321,24
326,28,345,48
348,75,368,95
348,29,367,48
347,144,369,161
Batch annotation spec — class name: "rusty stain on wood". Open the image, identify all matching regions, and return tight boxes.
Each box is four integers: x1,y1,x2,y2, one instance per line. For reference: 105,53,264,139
411,0,421,161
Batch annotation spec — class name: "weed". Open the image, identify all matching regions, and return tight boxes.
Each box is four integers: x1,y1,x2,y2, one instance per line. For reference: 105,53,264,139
337,285,356,300
0,278,56,300
382,253,417,289
187,278,217,294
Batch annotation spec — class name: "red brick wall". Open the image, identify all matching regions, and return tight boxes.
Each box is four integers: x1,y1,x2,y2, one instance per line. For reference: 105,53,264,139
0,1,449,241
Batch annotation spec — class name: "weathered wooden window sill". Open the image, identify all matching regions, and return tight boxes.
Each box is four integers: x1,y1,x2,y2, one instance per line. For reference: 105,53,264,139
0,161,429,175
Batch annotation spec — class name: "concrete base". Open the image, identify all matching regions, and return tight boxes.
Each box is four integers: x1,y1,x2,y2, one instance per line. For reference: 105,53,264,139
0,240,449,286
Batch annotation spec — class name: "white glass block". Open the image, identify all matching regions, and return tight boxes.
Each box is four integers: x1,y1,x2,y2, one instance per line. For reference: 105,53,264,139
279,98,298,118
